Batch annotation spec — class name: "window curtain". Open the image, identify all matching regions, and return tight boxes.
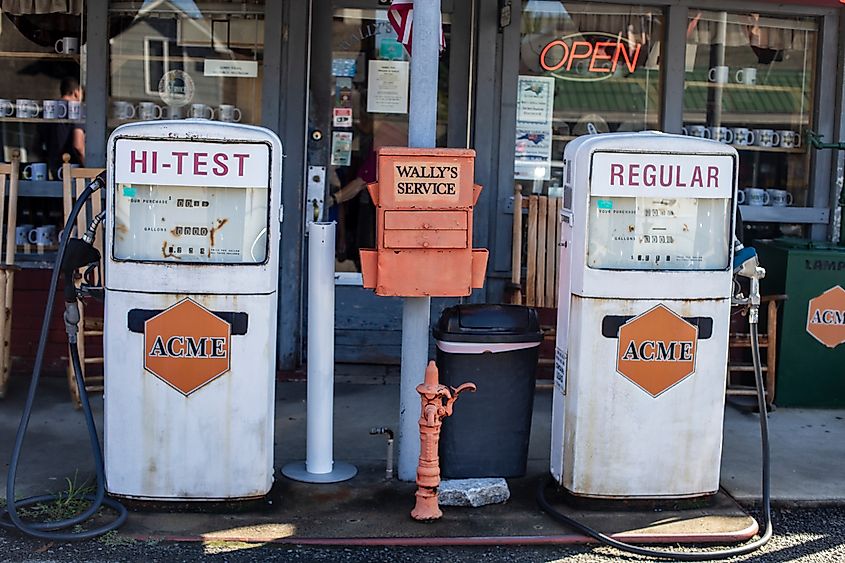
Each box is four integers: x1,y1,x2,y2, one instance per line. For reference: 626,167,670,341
0,0,82,15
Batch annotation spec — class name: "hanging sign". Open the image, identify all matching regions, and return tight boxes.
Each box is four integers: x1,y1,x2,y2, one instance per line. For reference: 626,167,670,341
203,59,259,78
540,33,642,81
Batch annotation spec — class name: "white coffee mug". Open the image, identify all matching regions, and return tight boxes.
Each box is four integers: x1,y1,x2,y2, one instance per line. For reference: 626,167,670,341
165,105,185,119
767,189,793,207
23,162,48,181
43,99,68,119
55,37,79,54
753,129,780,148
683,125,711,139
0,99,13,117
710,127,734,144
57,163,80,180
16,99,40,118
67,100,82,120
29,225,58,246
735,67,757,85
138,101,163,120
15,224,34,245
190,103,214,119
778,130,802,149
112,100,136,119
216,104,242,123
708,65,729,84
738,188,770,206
731,127,755,146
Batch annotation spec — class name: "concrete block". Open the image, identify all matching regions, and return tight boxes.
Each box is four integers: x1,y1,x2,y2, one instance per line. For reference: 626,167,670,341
438,478,510,507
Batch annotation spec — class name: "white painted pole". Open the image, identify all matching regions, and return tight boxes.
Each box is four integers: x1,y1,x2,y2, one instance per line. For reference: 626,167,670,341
282,222,356,483
306,221,335,474
397,0,441,482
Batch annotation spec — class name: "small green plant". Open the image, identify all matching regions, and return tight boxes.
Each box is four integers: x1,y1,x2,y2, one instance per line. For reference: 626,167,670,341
17,471,97,523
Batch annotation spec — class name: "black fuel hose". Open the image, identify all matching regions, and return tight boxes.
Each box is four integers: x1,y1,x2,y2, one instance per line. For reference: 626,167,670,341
1,177,127,540
536,321,772,560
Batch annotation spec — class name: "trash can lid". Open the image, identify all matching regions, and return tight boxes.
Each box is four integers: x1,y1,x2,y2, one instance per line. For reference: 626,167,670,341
767,238,845,253
433,304,543,343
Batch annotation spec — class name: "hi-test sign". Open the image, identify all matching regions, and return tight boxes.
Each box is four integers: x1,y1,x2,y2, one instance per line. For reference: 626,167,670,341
114,139,269,188
591,152,734,199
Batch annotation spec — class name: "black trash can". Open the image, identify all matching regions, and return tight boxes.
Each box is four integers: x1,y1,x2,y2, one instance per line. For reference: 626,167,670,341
434,304,543,478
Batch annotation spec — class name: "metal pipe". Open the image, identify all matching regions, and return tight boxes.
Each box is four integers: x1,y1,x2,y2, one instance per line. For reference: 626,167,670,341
398,0,442,483
370,427,395,479
306,222,336,474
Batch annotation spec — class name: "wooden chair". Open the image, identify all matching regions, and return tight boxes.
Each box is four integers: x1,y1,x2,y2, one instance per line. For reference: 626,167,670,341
727,295,787,409
62,154,105,408
0,151,20,398
509,185,562,364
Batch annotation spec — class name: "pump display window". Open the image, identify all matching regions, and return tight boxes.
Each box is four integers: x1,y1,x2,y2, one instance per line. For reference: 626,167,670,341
515,1,664,196
107,0,264,129
681,10,818,241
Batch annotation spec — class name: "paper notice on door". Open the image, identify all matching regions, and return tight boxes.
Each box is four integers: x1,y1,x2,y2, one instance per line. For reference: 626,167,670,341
367,60,409,114
331,132,353,166
333,107,353,128
203,59,258,77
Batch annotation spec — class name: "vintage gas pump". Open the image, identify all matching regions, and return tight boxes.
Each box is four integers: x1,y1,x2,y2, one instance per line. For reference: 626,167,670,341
550,132,738,499
103,121,282,501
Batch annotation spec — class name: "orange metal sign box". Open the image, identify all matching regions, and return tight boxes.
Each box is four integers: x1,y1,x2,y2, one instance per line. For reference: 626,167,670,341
360,147,489,297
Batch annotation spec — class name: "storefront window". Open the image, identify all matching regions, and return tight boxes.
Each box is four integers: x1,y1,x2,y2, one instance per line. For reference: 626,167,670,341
108,1,264,129
324,9,451,275
517,1,664,195
682,11,817,225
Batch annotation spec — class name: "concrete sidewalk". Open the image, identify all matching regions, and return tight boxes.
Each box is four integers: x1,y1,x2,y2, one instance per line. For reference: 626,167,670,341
0,375,843,544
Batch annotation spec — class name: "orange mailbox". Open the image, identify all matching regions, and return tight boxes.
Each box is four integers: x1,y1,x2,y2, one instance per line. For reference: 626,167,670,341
360,147,488,297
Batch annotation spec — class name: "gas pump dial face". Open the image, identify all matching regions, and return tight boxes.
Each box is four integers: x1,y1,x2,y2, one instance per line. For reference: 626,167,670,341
112,138,271,264
587,196,731,271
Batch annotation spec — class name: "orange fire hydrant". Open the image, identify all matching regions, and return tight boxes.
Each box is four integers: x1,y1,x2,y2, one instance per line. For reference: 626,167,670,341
411,361,476,521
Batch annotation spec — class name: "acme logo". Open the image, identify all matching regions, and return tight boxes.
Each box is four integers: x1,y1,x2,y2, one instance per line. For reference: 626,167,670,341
620,339,695,362
148,335,228,359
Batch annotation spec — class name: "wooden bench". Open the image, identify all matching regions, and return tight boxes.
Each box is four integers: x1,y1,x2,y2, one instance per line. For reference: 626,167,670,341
727,295,786,409
0,152,20,398
62,155,106,409
508,186,562,364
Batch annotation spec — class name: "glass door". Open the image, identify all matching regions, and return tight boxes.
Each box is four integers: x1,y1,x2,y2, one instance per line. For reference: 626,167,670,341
307,0,469,363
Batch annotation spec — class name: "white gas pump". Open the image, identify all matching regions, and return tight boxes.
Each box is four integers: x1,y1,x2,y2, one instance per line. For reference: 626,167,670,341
103,121,282,501
551,132,737,499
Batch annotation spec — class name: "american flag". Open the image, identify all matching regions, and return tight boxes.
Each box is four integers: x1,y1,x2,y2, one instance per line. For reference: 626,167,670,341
387,0,446,55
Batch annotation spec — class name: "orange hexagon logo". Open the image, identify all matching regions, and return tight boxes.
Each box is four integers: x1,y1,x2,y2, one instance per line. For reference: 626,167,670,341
144,298,231,395
806,285,845,349
616,304,698,397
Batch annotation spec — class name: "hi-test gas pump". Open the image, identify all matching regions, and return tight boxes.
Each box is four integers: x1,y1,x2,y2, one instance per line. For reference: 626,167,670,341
104,121,282,501
539,131,773,560
550,132,737,499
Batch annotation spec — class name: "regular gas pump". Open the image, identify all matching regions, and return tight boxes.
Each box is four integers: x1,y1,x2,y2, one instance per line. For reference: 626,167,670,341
3,120,282,539
537,132,772,560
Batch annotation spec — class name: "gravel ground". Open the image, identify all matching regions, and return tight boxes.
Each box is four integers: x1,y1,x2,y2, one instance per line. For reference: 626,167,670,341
0,507,843,562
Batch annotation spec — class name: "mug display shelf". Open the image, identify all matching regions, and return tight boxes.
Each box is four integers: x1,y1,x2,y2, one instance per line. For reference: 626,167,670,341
15,250,59,270
739,205,829,224
0,50,80,60
11,180,63,198
685,80,801,94
736,145,805,154
0,118,83,125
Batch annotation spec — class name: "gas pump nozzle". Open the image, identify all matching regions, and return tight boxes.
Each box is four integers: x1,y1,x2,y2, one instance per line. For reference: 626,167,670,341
732,246,766,322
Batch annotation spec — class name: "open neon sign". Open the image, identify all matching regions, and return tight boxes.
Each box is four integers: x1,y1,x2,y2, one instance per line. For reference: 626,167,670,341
539,32,642,81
